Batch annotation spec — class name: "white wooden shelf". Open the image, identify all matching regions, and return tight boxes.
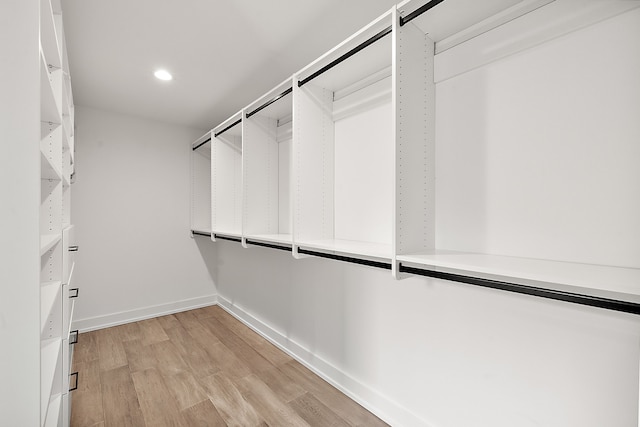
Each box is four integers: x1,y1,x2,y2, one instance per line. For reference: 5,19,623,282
247,234,293,246
40,233,62,256
398,251,640,304
297,239,392,261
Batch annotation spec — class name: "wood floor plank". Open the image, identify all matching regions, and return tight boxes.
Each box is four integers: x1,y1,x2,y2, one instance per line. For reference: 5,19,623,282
156,313,181,331
181,399,227,427
290,392,350,427
164,325,220,376
201,341,252,380
122,339,157,373
280,361,388,427
163,370,208,411
111,321,143,342
191,304,219,320
200,316,275,374
138,317,170,346
131,368,182,425
174,310,205,330
72,309,387,427
255,366,306,402
94,328,127,371
237,374,311,427
209,308,293,366
199,372,263,427
150,339,189,377
73,331,99,364
100,366,144,426
70,360,104,427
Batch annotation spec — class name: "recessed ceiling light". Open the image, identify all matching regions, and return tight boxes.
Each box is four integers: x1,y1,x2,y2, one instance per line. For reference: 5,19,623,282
154,69,173,81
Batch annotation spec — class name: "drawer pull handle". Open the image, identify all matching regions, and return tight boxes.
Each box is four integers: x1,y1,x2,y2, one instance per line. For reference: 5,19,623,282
69,245,79,252
70,330,79,345
69,288,79,298
69,372,79,392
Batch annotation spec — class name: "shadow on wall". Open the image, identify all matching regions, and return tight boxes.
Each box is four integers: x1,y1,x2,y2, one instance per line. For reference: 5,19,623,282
193,235,219,288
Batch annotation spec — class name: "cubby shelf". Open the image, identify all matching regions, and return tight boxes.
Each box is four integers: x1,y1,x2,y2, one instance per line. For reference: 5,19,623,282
40,281,62,336
192,0,640,315
40,337,62,425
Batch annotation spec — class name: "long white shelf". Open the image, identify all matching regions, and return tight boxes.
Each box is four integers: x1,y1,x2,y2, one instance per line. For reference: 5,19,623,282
40,233,62,256
297,239,392,261
397,251,640,305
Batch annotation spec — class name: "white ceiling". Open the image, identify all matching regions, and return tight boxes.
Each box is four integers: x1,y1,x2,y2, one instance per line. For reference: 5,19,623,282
61,0,401,131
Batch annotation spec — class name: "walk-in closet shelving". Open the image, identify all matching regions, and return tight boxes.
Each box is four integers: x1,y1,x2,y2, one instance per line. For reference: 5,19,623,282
293,10,395,261
392,0,640,310
212,113,244,240
243,79,294,248
196,0,640,314
191,132,213,235
38,0,77,424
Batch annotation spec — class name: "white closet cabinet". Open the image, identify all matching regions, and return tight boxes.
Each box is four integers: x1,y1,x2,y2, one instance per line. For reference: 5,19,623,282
194,0,640,314
294,12,394,261
1,0,77,424
243,80,294,247
191,133,212,235
212,113,244,239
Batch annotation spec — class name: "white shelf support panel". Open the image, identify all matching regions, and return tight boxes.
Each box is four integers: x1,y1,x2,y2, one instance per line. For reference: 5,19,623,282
190,131,212,236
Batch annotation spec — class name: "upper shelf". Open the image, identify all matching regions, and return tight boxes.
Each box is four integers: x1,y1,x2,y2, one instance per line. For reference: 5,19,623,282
40,0,62,69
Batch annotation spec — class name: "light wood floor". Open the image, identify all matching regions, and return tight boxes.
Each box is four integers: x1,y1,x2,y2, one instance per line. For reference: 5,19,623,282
70,305,388,427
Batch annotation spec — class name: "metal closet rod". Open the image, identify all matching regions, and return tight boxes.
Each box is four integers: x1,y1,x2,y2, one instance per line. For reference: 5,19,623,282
298,25,392,88
246,87,293,119
399,0,447,26
399,264,640,316
214,234,242,243
246,239,292,252
214,118,242,138
297,248,392,270
192,230,212,237
192,137,211,151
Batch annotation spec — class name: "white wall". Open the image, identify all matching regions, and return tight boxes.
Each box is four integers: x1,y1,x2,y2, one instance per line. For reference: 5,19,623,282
71,106,217,330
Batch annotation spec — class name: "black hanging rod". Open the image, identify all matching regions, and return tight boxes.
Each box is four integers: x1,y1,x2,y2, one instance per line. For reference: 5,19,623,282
214,118,242,138
298,248,392,270
298,25,392,88
191,230,212,237
192,137,211,151
214,234,242,243
246,87,293,119
399,0,447,27
246,239,292,252
399,264,640,316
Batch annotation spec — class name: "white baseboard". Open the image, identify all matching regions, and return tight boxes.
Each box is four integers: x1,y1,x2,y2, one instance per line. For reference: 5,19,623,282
216,295,433,427
72,294,218,332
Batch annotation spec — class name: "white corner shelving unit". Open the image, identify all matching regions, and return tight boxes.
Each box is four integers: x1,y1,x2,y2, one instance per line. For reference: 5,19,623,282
191,132,213,236
243,79,294,248
212,113,244,240
293,10,395,262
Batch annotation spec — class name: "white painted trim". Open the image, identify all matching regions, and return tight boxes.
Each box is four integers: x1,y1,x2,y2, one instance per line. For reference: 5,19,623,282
216,295,435,427
72,294,218,332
